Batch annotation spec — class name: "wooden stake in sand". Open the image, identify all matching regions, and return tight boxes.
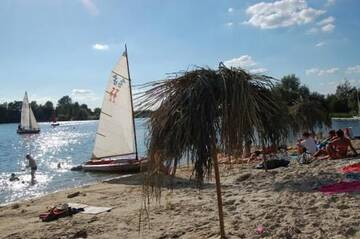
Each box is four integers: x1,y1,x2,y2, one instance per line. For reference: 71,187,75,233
212,145,226,238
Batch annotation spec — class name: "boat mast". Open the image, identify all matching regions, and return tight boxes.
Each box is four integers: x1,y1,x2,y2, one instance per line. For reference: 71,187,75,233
125,44,139,160
357,88,360,117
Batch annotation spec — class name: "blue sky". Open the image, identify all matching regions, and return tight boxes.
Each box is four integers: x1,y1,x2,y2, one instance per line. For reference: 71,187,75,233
1,0,359,108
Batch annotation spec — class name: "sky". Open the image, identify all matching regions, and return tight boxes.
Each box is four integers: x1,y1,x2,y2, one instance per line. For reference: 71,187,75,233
1,0,360,109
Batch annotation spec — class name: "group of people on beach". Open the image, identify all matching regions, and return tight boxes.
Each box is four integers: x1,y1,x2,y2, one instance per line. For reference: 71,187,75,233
297,128,358,160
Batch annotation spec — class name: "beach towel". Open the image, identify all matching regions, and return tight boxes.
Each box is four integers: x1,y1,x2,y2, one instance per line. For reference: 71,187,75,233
318,181,360,195
340,163,360,174
345,173,360,180
67,203,112,214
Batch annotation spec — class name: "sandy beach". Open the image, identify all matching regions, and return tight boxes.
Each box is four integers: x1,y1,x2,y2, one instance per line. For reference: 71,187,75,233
1,148,360,239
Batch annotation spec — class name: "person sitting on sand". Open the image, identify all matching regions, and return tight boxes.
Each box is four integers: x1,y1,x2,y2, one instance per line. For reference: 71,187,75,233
9,173,20,182
319,130,337,149
325,129,358,159
297,132,317,155
26,154,37,184
314,130,337,157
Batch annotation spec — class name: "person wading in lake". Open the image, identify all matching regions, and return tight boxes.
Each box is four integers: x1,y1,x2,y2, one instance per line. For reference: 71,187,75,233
26,154,37,184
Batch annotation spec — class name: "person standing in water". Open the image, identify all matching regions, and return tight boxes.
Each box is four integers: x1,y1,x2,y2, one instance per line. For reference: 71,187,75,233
26,154,37,184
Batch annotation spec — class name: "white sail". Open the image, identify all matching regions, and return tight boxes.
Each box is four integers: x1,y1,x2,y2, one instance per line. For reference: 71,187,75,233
29,107,39,129
92,51,136,159
20,92,30,129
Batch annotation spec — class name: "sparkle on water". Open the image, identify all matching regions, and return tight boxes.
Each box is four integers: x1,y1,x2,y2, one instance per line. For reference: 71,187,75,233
0,119,147,204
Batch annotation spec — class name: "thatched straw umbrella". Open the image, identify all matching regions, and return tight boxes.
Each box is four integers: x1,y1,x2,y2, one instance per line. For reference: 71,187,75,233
138,64,288,238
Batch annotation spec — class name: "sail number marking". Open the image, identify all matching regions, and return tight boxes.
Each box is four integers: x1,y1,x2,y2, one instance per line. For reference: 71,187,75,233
112,73,126,88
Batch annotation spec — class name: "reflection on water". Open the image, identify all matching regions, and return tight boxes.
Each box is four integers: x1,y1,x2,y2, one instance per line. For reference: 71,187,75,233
0,119,147,204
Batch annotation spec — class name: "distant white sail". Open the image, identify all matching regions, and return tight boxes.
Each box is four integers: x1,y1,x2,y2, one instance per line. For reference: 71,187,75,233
20,92,40,130
92,51,136,159
20,92,30,129
29,107,39,129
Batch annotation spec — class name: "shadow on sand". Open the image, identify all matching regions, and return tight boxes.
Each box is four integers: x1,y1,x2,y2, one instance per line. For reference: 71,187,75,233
103,172,215,190
272,172,344,193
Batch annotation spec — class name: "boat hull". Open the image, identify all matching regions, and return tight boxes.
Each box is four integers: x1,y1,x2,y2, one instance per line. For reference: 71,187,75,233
17,129,40,134
82,158,147,173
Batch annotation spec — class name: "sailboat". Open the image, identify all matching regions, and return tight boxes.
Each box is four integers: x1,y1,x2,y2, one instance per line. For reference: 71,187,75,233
17,92,40,134
81,46,147,172
50,111,60,127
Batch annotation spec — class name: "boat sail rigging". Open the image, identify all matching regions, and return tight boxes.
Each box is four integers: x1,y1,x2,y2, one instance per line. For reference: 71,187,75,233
17,92,40,134
91,46,138,161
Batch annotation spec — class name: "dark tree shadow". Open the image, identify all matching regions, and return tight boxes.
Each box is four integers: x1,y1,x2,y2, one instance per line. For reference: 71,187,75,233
272,172,344,193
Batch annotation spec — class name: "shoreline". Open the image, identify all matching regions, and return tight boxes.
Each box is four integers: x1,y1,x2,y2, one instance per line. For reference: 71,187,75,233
1,159,360,238
0,174,133,207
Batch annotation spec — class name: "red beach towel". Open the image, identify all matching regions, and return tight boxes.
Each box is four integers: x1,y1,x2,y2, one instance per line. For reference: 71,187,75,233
340,163,360,173
318,181,360,195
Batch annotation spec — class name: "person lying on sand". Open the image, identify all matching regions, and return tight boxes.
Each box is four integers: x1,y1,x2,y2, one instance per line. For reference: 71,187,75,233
325,129,358,159
297,132,317,155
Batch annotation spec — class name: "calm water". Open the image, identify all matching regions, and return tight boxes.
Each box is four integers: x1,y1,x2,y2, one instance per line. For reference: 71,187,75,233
332,118,360,137
0,119,148,204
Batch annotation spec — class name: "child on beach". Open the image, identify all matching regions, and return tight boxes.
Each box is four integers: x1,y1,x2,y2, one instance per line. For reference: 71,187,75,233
26,154,37,184
9,173,20,182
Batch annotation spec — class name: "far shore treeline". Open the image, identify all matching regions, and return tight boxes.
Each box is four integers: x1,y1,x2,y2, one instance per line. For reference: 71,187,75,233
0,74,358,124
0,95,151,124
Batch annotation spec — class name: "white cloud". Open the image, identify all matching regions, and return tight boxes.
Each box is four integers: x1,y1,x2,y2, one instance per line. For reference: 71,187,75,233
225,22,234,27
315,41,325,47
80,0,99,16
244,0,325,29
306,27,319,34
305,67,339,76
71,89,99,102
228,8,234,13
224,55,267,74
92,43,109,51
346,65,360,74
224,55,257,68
325,0,336,7
321,23,335,32
317,16,335,26
27,95,56,105
310,16,335,33
249,68,268,74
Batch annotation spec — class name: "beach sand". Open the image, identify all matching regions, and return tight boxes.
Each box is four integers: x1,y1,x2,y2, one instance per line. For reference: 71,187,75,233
1,150,360,238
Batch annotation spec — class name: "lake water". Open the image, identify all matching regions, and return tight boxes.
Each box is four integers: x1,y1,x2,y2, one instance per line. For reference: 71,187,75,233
0,119,148,204
332,118,360,138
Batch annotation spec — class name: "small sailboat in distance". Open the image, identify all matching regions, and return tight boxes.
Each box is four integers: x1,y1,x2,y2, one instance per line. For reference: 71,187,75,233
17,92,40,134
80,46,147,172
50,111,60,127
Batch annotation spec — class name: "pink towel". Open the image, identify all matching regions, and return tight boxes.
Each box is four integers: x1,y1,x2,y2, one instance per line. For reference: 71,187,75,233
318,181,360,195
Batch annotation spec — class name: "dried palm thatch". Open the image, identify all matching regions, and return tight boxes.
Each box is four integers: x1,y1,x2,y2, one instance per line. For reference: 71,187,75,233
137,64,289,237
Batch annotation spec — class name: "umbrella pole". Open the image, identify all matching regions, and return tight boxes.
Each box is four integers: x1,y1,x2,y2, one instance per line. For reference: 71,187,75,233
212,146,226,238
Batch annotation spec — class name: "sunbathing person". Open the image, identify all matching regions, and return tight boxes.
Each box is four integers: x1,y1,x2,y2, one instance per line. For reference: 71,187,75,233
325,129,358,159
314,130,337,157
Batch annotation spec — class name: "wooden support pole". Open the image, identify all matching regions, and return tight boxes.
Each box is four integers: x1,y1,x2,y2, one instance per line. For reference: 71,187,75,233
212,147,226,238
